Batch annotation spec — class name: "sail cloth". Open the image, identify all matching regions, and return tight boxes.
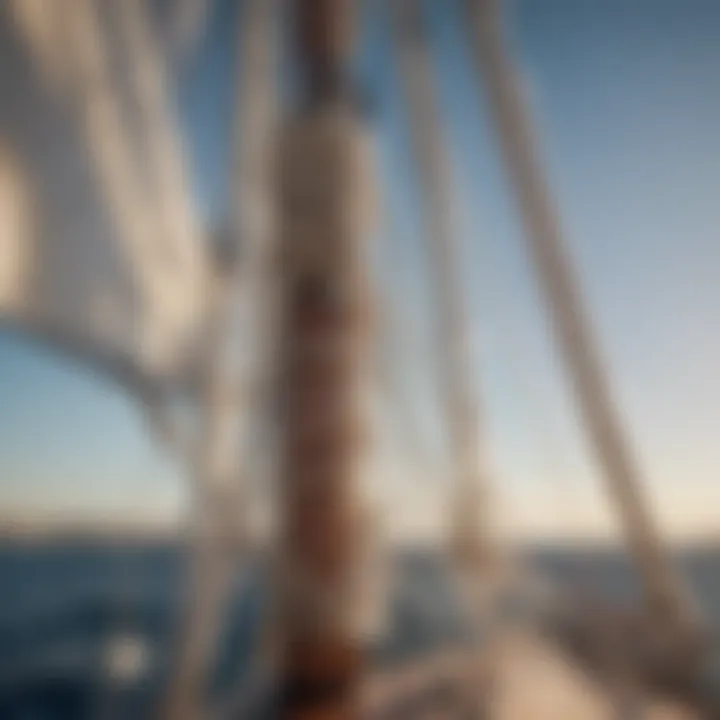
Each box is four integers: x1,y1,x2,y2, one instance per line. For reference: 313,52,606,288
0,0,209,389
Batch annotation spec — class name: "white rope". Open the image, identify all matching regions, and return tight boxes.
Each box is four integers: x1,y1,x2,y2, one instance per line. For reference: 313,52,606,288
463,0,693,630
163,1,280,717
392,0,495,578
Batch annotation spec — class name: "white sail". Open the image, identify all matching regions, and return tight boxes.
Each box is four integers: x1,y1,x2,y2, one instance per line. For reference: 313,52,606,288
0,1,208,388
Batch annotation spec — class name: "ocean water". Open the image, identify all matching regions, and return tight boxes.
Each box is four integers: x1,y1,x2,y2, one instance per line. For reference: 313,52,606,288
0,541,718,718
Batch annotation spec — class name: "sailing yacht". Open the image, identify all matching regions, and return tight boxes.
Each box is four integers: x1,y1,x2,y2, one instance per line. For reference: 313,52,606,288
0,0,718,717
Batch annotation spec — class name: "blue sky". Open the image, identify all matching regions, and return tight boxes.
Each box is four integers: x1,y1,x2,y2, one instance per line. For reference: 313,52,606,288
1,0,719,539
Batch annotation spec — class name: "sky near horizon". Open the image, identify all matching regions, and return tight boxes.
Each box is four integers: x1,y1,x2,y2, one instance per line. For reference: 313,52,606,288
0,0,719,541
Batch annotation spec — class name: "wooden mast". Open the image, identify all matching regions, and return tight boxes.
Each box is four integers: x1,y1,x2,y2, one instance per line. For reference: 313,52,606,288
462,0,693,636
279,1,374,716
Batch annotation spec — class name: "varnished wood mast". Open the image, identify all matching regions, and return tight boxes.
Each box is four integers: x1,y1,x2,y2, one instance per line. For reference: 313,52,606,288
279,1,372,717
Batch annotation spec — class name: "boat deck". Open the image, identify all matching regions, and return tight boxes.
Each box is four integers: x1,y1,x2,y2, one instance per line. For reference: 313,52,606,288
362,630,699,719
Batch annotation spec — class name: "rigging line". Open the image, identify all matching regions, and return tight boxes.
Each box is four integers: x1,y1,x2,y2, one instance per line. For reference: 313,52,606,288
162,1,281,718
389,11,628,710
225,0,282,640
449,153,586,507
392,5,512,714
373,177,446,486
230,0,281,464
392,0,494,569
462,0,695,631
436,122,588,541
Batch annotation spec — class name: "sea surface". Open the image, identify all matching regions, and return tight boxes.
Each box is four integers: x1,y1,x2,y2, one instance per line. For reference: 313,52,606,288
1,540,719,718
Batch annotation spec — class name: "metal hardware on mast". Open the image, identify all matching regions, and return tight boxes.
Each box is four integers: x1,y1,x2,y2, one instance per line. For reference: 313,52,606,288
279,0,374,717
463,0,691,630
